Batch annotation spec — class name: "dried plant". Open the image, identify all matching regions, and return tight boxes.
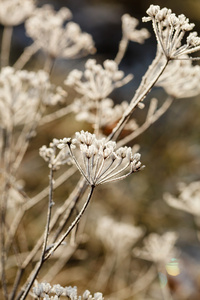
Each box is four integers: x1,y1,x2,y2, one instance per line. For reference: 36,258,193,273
0,2,200,300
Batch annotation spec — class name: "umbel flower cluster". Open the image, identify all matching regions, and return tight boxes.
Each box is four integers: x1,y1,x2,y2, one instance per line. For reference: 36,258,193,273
134,232,178,265
33,283,103,300
53,130,143,186
0,0,35,26
164,181,200,216
143,4,200,59
157,58,200,98
0,67,66,128
65,59,133,101
96,216,144,255
25,5,95,59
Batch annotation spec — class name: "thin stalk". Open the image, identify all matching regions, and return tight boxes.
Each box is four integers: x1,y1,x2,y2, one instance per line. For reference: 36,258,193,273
41,167,54,260
52,179,88,243
157,264,173,300
44,55,55,75
1,26,13,68
5,166,76,252
12,178,86,299
18,185,95,300
44,185,95,260
107,57,169,141
0,125,13,300
9,268,23,300
13,43,39,70
0,194,8,300
18,168,55,300
39,105,73,126
117,96,173,148
115,37,129,65
94,99,102,137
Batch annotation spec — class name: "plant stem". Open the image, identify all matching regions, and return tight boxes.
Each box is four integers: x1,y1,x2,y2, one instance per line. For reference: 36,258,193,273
13,43,39,70
44,55,55,75
108,56,169,141
18,168,55,300
115,37,129,65
17,184,94,300
1,26,13,68
44,184,95,260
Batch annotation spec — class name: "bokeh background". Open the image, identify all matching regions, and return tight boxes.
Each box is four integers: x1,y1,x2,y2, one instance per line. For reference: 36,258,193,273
3,0,200,299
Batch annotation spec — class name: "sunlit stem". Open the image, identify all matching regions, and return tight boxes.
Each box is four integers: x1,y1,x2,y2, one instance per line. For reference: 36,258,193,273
1,26,13,68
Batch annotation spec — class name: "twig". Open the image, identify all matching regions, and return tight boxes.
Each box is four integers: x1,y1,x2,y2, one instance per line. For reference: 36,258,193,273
44,184,95,260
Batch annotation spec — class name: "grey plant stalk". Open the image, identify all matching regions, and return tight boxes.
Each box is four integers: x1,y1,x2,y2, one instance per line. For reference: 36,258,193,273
0,26,13,68
107,57,169,141
18,167,55,300
117,96,174,148
17,184,95,300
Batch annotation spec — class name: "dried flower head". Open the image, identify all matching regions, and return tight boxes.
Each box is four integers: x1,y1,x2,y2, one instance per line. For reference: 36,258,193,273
57,130,143,186
39,139,72,171
33,282,52,297
122,14,150,43
134,232,178,265
65,59,133,101
0,67,66,128
164,181,200,217
0,0,35,26
157,58,200,98
71,97,138,132
143,5,200,59
33,283,104,300
25,5,95,59
96,216,144,255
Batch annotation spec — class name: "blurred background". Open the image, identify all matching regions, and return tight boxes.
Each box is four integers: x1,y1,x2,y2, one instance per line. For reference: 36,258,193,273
2,0,200,299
